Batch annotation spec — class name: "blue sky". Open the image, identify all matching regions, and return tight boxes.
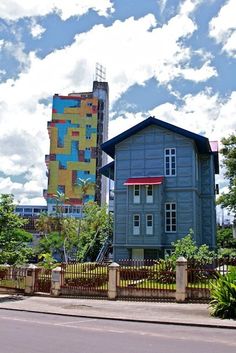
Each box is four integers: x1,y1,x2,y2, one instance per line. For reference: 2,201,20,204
0,0,235,208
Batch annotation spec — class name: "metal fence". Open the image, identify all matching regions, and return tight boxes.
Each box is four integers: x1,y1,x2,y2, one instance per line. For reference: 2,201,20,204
0,266,27,292
186,257,236,301
60,262,109,298
117,259,176,301
34,268,52,293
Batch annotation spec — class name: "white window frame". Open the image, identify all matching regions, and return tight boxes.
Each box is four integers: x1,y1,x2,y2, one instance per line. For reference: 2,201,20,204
165,202,177,233
133,214,140,235
146,185,153,203
165,148,176,176
133,185,140,204
146,214,153,235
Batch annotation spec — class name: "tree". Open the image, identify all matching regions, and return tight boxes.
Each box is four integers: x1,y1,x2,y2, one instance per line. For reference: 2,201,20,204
77,202,113,262
76,177,95,205
35,192,79,263
217,134,236,219
0,194,33,264
217,227,236,249
35,212,53,238
73,177,95,235
170,230,215,262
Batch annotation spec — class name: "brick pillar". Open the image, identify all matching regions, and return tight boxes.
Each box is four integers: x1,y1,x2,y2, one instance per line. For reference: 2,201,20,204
25,264,37,295
175,257,188,302
51,266,63,296
108,262,120,300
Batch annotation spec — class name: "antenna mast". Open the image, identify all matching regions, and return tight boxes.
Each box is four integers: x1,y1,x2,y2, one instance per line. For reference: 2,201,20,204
95,63,106,82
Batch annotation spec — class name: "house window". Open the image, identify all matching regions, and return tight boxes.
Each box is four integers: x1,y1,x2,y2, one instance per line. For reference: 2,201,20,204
133,214,140,235
146,214,153,235
165,203,177,232
133,185,140,204
146,185,153,203
86,136,91,140
165,148,176,176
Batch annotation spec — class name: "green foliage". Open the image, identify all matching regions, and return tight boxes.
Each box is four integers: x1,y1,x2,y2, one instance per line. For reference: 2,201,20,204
218,247,236,258
38,253,57,270
217,227,236,248
209,266,236,319
35,192,79,263
217,134,236,216
35,198,112,263
0,194,33,265
170,230,215,261
36,231,64,260
77,202,113,262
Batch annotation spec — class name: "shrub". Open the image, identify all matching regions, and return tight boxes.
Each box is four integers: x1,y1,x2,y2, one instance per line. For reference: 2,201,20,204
209,266,236,319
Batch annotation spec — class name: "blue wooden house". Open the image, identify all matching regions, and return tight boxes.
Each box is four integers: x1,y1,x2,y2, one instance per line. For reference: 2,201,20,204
101,117,219,261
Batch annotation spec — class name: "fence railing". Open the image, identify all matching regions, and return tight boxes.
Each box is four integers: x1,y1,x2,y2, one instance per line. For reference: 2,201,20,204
186,257,236,301
0,266,27,292
34,268,52,293
60,262,109,297
117,259,175,300
1,257,236,302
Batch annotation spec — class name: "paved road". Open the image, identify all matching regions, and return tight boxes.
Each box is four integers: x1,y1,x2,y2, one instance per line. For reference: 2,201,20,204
0,310,235,353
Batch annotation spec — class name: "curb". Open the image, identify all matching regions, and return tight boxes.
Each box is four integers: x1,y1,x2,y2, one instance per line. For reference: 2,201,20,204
0,306,236,330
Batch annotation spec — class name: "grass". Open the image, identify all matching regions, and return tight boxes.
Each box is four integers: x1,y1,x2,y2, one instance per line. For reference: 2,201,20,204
0,278,26,289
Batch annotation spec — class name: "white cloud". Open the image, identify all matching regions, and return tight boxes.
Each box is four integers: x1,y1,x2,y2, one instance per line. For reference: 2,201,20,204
158,0,168,14
1,40,30,70
179,60,217,82
0,5,217,204
110,89,236,143
30,20,46,39
209,0,236,57
0,0,114,21
109,112,148,139
0,69,6,76
179,0,203,16
0,177,22,194
149,90,236,142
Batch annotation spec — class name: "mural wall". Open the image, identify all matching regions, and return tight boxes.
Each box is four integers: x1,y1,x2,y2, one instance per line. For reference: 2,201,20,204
45,94,98,206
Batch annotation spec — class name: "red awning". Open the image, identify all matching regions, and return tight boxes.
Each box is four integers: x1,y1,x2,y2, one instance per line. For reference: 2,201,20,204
124,177,164,185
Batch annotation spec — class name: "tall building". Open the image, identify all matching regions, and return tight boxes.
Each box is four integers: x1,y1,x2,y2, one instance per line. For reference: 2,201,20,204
44,81,109,217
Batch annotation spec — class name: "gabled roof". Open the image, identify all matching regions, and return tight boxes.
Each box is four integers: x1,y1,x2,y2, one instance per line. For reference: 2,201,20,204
101,116,212,158
99,161,114,180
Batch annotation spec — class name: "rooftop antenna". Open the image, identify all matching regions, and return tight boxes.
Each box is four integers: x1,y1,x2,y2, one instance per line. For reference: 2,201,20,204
95,62,106,82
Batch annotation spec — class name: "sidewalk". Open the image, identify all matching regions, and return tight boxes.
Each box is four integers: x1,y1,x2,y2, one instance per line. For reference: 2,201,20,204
0,294,235,329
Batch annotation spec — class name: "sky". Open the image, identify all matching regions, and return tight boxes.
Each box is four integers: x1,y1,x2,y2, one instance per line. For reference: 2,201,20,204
0,0,235,209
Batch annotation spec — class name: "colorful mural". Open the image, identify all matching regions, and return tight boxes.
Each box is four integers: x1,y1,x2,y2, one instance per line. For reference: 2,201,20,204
45,94,99,206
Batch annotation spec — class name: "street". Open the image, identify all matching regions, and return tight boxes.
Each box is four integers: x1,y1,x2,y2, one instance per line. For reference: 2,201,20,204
0,309,235,353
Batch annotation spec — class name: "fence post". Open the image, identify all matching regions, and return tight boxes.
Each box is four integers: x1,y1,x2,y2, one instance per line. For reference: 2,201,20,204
175,257,188,302
25,264,37,295
108,262,120,300
51,266,63,296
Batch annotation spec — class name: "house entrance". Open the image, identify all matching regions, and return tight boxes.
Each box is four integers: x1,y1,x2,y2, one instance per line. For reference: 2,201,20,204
132,248,144,260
